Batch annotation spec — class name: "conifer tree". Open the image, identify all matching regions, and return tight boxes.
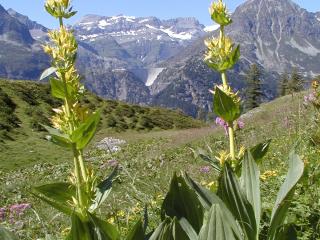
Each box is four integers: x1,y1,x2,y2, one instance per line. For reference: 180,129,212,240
245,64,263,110
288,67,304,94
278,71,289,96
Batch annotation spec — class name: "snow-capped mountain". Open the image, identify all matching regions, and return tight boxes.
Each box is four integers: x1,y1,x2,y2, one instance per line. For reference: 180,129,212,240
1,0,320,117
149,0,320,116
73,15,207,67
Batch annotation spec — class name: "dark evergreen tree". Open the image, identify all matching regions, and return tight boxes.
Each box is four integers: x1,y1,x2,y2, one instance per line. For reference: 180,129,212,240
245,64,263,110
278,71,289,97
288,67,304,94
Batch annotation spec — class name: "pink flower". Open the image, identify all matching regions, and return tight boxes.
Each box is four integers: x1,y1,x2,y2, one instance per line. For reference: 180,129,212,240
237,120,244,129
215,117,228,135
200,166,211,173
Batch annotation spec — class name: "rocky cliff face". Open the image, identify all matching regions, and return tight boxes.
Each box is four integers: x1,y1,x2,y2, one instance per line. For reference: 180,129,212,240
0,5,49,80
150,0,320,116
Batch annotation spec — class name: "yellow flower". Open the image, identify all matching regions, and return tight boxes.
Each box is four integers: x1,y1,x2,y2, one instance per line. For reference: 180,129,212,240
312,80,319,90
204,36,234,63
117,210,126,218
208,0,232,26
260,170,278,181
107,217,115,224
215,150,230,165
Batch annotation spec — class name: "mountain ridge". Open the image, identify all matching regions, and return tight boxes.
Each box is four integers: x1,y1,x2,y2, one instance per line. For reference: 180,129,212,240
0,0,319,117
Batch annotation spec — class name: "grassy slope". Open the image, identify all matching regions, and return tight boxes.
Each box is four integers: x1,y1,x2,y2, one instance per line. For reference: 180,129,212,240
0,89,319,239
0,79,203,170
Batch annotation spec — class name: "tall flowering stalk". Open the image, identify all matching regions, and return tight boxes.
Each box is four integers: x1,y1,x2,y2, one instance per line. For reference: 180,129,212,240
33,1,119,238
204,0,241,162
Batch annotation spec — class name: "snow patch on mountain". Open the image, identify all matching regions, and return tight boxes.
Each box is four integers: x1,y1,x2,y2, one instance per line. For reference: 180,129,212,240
204,24,219,32
289,38,320,56
146,68,164,86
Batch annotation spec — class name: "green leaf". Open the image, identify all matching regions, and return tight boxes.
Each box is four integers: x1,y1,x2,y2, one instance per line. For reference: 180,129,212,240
69,214,91,240
198,204,240,240
64,11,78,19
68,213,120,240
267,152,304,240
149,217,189,240
40,67,56,81
184,174,242,238
32,182,75,216
191,148,221,173
44,125,72,148
89,166,118,212
89,213,120,240
50,78,67,99
218,163,258,239
240,151,261,231
0,226,18,240
149,218,173,240
161,173,204,233
213,87,241,123
71,110,101,150
250,139,271,164
126,219,145,240
179,218,198,240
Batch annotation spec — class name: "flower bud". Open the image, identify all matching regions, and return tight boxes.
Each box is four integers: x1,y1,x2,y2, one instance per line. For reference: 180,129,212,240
209,0,232,26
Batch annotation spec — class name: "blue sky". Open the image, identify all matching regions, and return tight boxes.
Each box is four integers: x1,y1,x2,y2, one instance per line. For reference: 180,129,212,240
0,0,319,28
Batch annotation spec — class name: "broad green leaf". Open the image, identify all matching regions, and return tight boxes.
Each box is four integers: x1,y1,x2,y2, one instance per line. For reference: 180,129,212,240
199,204,240,240
191,148,221,173
149,218,173,240
126,219,145,240
44,125,72,148
89,213,120,240
213,87,241,123
32,182,75,216
50,78,67,99
69,214,91,240
218,163,258,239
71,110,101,150
149,217,189,240
250,139,271,164
161,174,204,233
179,218,198,240
89,166,118,212
240,151,261,231
40,67,56,81
268,152,304,240
0,226,18,240
184,174,242,238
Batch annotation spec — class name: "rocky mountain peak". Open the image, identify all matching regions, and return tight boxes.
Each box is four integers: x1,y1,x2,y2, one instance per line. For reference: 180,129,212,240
0,4,34,45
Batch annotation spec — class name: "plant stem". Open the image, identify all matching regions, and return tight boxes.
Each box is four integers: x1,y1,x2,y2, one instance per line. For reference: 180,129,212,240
58,15,88,213
228,123,236,160
221,72,228,89
219,26,236,160
78,150,88,182
72,144,84,207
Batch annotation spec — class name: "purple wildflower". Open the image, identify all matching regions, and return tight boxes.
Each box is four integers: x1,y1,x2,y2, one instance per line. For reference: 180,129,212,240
200,166,211,173
215,117,228,135
0,207,6,221
304,92,316,105
237,120,245,129
107,159,118,167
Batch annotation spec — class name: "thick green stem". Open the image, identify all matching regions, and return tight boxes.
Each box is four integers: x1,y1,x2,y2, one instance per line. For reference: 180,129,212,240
59,17,63,28
72,144,84,207
228,123,236,160
78,150,88,182
221,72,228,89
